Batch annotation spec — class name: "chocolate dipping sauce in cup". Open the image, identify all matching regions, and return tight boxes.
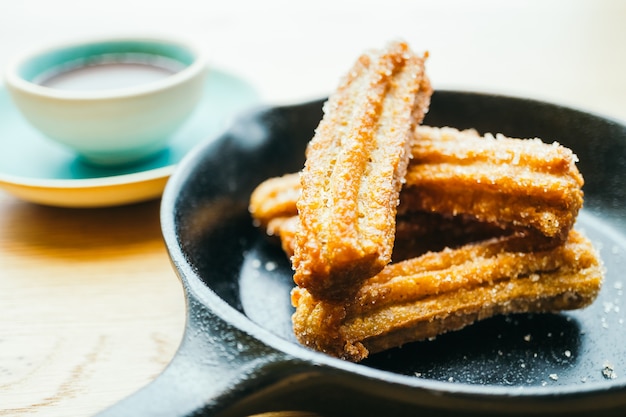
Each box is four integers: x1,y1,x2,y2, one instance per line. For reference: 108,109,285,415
3,36,207,166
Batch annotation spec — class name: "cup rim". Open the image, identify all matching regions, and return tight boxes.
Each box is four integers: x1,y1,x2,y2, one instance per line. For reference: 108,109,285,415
3,35,207,100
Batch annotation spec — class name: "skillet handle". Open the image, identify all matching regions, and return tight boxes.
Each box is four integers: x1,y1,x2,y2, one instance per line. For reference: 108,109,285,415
96,293,308,417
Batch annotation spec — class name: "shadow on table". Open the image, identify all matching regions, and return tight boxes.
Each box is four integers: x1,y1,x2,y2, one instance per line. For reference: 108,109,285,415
0,198,164,257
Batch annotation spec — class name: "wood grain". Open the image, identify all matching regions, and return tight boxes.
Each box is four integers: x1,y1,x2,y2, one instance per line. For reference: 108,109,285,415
0,192,186,416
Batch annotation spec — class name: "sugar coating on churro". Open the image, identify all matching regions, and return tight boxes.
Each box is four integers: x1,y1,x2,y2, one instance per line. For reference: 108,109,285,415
246,42,603,363
292,41,432,301
291,230,604,362
402,126,584,240
249,173,301,228
249,126,584,244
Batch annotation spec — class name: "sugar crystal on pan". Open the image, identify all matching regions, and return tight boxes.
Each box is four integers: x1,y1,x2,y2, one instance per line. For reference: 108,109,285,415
602,362,618,380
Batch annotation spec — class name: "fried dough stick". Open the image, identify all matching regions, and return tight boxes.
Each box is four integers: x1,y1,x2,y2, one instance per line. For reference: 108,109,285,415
266,212,512,261
249,126,584,242
249,173,300,228
402,126,584,240
292,41,432,301
291,230,603,362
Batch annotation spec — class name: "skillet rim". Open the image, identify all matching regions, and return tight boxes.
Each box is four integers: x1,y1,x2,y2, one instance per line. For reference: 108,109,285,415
160,90,626,404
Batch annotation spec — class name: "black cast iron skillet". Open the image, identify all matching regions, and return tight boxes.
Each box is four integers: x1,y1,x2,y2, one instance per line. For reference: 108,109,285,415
99,91,626,416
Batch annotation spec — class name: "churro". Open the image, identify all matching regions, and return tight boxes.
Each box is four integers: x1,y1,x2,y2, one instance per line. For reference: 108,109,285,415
401,126,584,240
291,230,603,362
250,126,584,243
246,42,601,363
264,212,511,261
292,41,432,301
249,173,300,228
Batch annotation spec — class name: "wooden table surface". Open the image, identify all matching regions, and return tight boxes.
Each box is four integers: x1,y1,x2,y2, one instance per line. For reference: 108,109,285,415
1,1,626,416
0,196,186,416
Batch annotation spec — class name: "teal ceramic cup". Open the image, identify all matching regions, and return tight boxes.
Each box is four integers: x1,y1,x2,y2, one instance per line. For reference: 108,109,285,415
4,36,207,166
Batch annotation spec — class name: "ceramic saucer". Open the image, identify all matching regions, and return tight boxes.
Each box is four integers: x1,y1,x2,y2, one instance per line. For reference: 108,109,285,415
0,68,259,207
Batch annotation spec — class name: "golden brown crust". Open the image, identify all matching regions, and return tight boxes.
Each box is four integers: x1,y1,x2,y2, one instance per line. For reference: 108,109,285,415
266,215,299,258
246,44,598,363
249,126,584,244
249,173,301,228
249,172,300,228
292,41,432,301
291,230,604,362
262,211,513,261
400,126,584,240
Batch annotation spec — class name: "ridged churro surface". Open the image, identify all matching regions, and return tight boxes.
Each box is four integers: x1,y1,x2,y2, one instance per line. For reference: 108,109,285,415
246,43,601,363
291,230,603,362
250,126,584,243
292,41,432,301
401,126,584,240
249,173,300,228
